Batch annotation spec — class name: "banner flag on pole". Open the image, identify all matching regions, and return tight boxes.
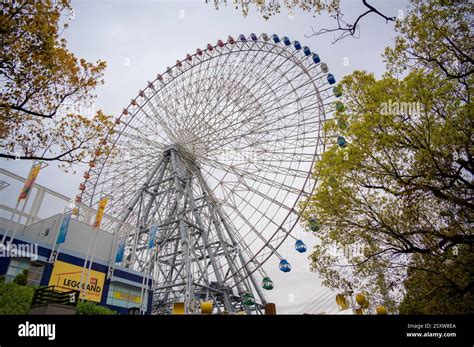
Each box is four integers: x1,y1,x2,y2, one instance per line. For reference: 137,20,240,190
92,197,108,229
18,163,41,201
56,213,72,244
115,237,125,263
148,224,158,249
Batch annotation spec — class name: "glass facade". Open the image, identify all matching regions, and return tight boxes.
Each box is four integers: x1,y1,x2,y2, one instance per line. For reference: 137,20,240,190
5,258,29,282
106,282,147,309
5,258,44,286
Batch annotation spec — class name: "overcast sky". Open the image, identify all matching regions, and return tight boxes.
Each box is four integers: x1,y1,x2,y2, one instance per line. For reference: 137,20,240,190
1,0,410,313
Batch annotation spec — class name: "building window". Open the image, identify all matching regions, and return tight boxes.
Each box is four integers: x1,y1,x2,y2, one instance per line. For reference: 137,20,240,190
5,258,29,282
106,282,147,309
5,258,44,286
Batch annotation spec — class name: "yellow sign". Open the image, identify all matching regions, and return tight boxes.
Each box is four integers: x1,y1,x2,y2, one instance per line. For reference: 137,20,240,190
48,260,105,302
18,164,41,201
93,197,108,229
113,291,141,304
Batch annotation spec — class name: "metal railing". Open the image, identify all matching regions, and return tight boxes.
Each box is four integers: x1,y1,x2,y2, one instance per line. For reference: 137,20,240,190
0,167,133,233
30,285,80,308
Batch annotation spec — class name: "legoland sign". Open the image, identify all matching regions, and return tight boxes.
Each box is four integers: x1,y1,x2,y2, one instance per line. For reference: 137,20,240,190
48,261,105,302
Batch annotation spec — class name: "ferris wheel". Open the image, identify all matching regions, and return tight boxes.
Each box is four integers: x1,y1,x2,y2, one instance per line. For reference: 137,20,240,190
75,33,339,314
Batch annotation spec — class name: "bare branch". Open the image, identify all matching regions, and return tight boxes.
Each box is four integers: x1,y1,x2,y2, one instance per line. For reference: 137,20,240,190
306,0,396,43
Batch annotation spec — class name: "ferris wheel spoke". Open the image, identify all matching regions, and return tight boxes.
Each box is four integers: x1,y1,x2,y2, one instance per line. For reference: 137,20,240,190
204,49,322,125
188,45,305,142
218,194,286,256
202,84,326,151
185,44,251,132
202,157,309,198
207,115,323,157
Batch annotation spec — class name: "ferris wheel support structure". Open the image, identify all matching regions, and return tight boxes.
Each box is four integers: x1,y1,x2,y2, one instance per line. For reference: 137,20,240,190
116,145,267,313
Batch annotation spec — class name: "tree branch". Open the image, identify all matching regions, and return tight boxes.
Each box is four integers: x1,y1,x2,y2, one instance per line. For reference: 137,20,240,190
306,0,396,43
1,104,53,118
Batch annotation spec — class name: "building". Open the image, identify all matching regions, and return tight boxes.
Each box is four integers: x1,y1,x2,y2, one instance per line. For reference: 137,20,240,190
0,168,152,315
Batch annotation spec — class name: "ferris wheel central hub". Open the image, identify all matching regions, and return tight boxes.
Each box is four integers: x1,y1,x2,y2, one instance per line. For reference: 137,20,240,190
162,144,180,153
163,143,199,168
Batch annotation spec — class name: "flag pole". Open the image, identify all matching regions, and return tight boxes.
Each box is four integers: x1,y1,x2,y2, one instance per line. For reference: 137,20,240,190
2,161,47,246
139,248,153,314
0,159,37,246
81,195,108,301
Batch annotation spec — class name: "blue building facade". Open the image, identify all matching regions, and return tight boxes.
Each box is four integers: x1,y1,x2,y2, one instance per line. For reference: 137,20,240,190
0,226,153,315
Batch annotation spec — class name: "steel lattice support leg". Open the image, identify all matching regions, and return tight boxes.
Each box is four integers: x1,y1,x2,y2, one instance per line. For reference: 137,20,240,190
118,145,267,314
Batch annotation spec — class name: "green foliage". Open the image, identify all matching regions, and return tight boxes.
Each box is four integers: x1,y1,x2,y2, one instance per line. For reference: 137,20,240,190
13,269,29,286
300,0,473,313
76,300,117,315
0,281,34,314
399,251,474,314
0,0,114,167
384,0,473,81
210,0,340,20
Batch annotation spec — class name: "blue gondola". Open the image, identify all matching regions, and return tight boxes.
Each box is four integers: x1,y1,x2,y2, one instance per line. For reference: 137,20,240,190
239,34,247,42
279,259,291,273
303,46,311,56
295,240,307,253
313,53,321,64
327,74,336,85
272,34,280,43
250,33,258,41
294,41,302,50
337,136,347,147
283,36,291,46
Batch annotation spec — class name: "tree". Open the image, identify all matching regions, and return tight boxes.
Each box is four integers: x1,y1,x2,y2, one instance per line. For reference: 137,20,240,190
209,0,340,19
0,0,115,169
0,281,34,314
76,300,117,315
13,269,28,286
300,0,473,313
399,251,474,314
208,0,396,43
384,0,473,82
